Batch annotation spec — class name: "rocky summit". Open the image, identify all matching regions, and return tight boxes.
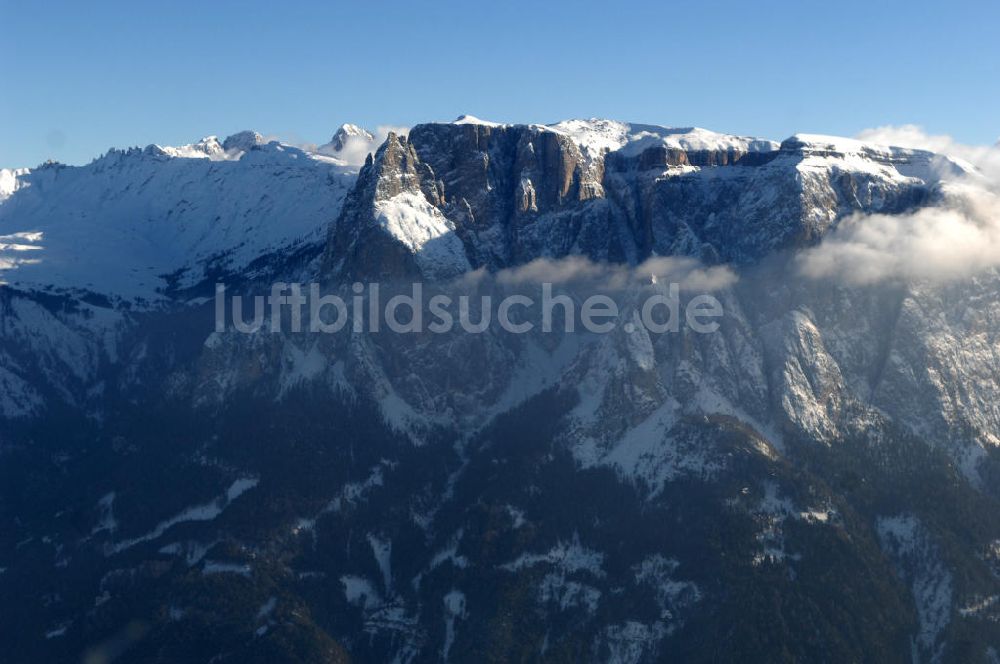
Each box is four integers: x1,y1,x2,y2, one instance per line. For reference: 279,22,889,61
2,118,1000,663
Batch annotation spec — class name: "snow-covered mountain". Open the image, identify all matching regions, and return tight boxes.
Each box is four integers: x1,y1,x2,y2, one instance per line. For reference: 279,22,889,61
0,118,968,300
2,118,1000,663
0,132,357,302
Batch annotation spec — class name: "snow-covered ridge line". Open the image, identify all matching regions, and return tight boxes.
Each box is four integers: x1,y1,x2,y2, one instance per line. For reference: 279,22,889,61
782,133,946,160
109,130,348,167
547,119,781,160
445,116,780,158
442,116,958,166
0,117,975,306
0,131,360,302
2,118,965,174
451,114,505,128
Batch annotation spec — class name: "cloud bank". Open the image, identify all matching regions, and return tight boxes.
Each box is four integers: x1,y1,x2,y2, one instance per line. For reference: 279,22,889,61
491,255,738,292
856,125,1000,181
798,126,1000,285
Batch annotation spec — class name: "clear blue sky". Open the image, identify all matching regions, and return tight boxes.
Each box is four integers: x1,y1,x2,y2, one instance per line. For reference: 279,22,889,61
2,0,998,167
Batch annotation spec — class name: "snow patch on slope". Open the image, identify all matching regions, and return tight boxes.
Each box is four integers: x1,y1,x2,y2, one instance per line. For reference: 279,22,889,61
0,168,29,201
452,114,504,128
374,192,471,279
877,514,953,660
500,536,605,577
0,362,43,418
109,477,258,554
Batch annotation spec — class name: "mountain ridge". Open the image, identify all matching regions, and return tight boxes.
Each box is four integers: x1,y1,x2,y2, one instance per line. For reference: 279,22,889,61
3,117,1000,663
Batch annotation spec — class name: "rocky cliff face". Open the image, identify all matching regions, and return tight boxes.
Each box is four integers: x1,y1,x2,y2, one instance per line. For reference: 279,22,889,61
2,119,1000,663
326,120,952,286
310,119,990,461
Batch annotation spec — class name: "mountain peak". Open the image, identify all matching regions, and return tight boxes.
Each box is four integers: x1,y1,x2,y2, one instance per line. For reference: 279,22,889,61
145,135,228,160
329,124,375,152
222,130,265,153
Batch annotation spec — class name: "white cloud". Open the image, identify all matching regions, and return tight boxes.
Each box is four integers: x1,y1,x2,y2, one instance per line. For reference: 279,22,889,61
493,255,737,291
798,126,1000,285
798,187,1000,284
856,125,1000,181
